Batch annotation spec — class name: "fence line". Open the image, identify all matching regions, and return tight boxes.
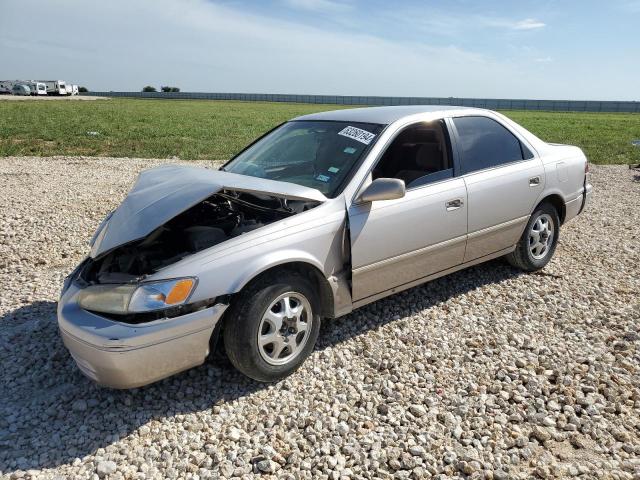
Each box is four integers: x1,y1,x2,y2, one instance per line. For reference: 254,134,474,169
85,91,640,113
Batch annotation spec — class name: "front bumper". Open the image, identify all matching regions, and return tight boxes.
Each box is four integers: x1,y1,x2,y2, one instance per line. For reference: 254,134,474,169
57,282,228,389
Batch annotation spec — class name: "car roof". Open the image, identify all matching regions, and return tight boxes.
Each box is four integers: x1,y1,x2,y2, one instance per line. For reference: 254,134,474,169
293,105,477,125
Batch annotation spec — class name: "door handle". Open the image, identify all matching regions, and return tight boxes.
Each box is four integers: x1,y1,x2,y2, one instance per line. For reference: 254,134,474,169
529,176,541,186
446,198,463,211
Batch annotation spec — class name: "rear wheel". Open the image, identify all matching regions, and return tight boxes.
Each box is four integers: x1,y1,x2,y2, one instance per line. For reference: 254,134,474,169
223,272,321,382
506,203,560,271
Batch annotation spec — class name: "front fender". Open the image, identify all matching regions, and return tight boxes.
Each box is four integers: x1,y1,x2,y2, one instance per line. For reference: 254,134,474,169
223,248,327,294
146,201,347,303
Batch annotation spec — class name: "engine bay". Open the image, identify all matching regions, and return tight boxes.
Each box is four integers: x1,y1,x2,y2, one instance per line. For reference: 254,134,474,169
82,190,319,284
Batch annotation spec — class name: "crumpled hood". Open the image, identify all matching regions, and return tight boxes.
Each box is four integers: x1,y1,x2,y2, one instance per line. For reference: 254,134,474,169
90,164,326,258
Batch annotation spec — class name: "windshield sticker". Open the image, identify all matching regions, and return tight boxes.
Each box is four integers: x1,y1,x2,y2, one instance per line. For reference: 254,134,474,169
338,126,376,145
316,174,330,182
343,147,357,154
328,166,340,173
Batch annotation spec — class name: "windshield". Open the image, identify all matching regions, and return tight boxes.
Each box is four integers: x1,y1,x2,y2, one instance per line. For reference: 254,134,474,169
223,120,384,198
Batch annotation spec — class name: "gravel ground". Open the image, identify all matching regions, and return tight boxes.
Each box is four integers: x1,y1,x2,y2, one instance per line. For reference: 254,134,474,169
0,157,638,480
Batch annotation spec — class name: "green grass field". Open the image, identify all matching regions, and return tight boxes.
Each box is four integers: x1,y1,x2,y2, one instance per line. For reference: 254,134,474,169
1,99,638,164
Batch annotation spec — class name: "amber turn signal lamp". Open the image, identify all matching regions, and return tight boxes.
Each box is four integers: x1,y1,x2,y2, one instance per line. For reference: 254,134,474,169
166,278,195,305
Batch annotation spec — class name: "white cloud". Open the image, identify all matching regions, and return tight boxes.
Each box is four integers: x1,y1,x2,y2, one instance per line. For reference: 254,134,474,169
380,9,547,37
512,18,546,30
477,16,546,31
0,0,636,100
0,0,508,96
535,56,553,63
281,0,352,13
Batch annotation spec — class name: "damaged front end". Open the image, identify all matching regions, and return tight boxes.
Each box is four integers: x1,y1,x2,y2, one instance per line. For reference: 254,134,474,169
85,190,318,284
57,165,327,388
75,189,320,323
65,165,325,322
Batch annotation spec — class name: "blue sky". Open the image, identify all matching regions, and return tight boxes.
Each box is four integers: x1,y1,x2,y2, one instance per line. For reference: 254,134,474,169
1,0,639,99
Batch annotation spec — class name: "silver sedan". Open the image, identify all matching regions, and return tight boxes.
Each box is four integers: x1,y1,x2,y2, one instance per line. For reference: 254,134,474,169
58,106,592,387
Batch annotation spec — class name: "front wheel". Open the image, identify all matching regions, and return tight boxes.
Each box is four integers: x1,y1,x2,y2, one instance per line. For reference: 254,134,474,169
505,203,560,271
223,272,321,382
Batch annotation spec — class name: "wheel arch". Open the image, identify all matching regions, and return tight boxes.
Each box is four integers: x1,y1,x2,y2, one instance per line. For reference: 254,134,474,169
229,259,336,319
211,259,336,356
535,193,566,224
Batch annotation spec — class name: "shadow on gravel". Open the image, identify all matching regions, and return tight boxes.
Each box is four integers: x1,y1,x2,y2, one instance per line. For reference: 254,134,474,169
0,259,522,472
317,259,524,352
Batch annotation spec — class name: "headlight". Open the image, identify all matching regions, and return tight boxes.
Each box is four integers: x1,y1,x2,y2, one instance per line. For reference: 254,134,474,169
77,278,197,315
77,284,136,314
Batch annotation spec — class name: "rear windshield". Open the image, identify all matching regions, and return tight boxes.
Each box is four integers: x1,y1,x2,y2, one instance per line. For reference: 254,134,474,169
223,120,384,198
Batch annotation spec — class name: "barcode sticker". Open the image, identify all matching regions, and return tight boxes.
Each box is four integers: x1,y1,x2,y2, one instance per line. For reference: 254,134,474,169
338,126,376,145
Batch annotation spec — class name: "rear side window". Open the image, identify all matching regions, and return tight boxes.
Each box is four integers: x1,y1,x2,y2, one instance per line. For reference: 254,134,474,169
453,116,530,174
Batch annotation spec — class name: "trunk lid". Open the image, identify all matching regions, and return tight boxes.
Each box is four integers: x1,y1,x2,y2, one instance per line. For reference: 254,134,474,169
91,164,326,258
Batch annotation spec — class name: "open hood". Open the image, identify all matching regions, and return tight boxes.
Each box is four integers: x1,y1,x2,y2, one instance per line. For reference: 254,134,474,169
90,164,326,258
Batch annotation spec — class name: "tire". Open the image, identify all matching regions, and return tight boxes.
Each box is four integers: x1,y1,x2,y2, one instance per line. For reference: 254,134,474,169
223,272,321,382
505,202,560,272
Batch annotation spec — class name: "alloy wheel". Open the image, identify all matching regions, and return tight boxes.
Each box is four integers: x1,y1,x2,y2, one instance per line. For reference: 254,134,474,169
257,292,313,366
529,213,554,260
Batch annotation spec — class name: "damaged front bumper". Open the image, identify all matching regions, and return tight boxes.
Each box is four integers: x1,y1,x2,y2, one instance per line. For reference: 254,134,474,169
57,281,228,389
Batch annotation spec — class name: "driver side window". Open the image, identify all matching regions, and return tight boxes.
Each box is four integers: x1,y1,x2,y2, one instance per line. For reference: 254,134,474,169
372,120,453,189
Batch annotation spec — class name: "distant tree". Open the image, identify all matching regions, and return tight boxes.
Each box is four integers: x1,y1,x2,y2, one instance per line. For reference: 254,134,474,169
142,85,157,92
78,86,88,93
161,86,171,93
170,87,180,93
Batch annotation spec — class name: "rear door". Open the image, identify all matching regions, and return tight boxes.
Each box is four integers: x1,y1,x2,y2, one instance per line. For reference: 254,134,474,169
450,115,544,262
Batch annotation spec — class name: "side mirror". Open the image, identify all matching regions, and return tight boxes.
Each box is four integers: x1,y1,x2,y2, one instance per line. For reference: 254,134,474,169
358,178,406,203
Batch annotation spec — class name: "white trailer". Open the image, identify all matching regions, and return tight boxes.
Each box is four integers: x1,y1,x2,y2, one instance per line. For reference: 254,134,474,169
69,84,79,95
40,80,68,95
25,81,47,95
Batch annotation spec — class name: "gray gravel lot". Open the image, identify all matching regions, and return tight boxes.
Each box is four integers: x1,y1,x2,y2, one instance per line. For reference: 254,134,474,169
0,157,639,480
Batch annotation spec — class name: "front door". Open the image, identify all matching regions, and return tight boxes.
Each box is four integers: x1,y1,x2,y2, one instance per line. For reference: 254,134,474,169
347,119,467,303
348,179,468,302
